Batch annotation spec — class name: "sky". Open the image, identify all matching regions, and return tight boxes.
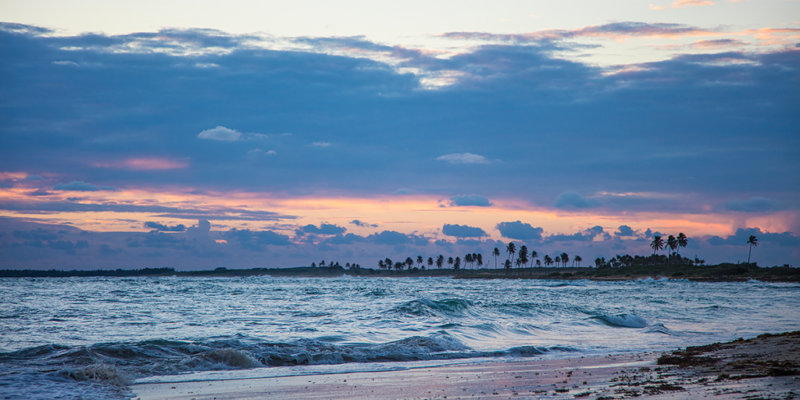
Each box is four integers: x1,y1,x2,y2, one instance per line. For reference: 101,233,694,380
1,0,798,270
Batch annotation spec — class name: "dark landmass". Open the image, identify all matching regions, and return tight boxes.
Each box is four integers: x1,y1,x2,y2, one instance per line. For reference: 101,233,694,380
1,262,799,281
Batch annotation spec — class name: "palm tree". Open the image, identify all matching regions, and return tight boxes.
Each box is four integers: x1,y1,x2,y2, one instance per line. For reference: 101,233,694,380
405,257,414,270
384,258,392,271
504,259,512,272
427,257,434,269
575,255,582,267
436,255,444,269
747,235,758,263
561,253,569,268
677,233,688,255
506,242,516,264
666,235,678,270
465,253,473,269
472,253,478,269
448,256,454,269
535,259,542,267
519,245,528,266
529,250,538,268
493,247,500,270
554,256,561,267
476,254,483,269
544,254,553,267
378,260,385,270
454,256,461,270
417,256,424,269
395,262,403,271
650,235,664,255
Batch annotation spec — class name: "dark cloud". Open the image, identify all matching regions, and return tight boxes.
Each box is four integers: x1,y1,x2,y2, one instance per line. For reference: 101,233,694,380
25,175,43,181
99,244,124,256
495,221,544,241
0,201,292,221
299,223,346,235
144,221,187,232
27,189,54,196
0,23,797,213
554,192,601,209
224,228,292,251
367,230,429,246
0,182,13,188
14,229,59,241
323,233,366,245
723,197,785,213
442,224,487,238
707,228,799,247
546,226,607,242
449,194,492,207
350,219,378,228
614,225,635,236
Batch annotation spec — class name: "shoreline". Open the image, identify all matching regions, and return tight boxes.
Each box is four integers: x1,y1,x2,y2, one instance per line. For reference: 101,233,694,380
3,265,799,282
130,332,800,400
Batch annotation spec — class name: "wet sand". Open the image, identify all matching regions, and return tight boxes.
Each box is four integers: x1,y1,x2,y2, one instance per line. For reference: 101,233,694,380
130,332,799,399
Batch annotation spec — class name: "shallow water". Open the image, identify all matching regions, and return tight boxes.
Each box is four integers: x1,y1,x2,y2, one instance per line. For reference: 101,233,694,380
1,276,798,399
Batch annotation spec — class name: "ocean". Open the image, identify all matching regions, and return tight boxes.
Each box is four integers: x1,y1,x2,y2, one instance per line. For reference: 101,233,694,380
1,276,798,399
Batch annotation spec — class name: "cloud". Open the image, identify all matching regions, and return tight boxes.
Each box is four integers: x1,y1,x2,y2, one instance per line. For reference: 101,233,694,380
93,158,188,170
0,182,12,188
649,0,714,10
14,228,59,241
99,244,124,256
350,219,378,228
436,153,490,164
546,225,607,242
368,230,429,246
441,21,719,43
323,233,366,245
224,228,292,250
248,149,277,156
707,228,799,247
198,126,242,141
312,142,332,147
53,181,115,191
144,221,187,232
724,197,785,213
554,192,600,209
495,221,544,241
52,60,79,67
442,223,487,238
614,225,636,236
24,175,43,181
299,223,346,235
449,194,492,207
0,200,293,221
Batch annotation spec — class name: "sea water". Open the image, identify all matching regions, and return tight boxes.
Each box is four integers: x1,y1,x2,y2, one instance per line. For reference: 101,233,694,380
1,276,798,399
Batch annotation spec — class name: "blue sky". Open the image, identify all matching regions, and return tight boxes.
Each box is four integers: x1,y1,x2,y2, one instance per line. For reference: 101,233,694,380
0,1,798,269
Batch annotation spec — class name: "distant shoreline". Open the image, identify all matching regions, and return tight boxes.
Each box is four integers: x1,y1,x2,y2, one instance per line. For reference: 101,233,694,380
2,263,798,282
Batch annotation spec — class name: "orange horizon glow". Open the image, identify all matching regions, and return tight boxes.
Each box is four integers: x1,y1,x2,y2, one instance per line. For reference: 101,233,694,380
0,185,787,242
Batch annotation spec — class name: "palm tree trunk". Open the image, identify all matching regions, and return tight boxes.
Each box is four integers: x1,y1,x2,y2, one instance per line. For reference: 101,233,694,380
748,244,752,263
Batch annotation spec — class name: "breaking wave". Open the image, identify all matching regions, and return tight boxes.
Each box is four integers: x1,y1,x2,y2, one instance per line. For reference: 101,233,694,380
591,313,648,328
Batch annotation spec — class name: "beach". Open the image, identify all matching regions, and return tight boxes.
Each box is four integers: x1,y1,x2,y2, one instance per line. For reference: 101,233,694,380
131,332,799,399
3,277,799,399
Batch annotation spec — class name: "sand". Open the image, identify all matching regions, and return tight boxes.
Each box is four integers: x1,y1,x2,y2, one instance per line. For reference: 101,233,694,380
130,332,799,400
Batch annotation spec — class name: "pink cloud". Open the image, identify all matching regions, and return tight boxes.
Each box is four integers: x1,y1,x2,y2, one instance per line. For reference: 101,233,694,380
93,158,189,171
649,0,714,10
